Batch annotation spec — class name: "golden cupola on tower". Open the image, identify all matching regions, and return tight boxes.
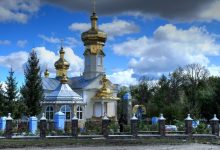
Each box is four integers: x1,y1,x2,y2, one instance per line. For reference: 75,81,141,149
54,46,70,78
44,68,50,78
81,9,107,55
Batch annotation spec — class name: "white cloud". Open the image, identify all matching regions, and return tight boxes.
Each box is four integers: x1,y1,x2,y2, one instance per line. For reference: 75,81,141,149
108,69,138,86
0,81,6,92
0,51,28,71
113,24,220,75
17,40,28,48
38,34,60,44
0,47,83,77
69,19,139,39
68,23,90,33
0,0,40,23
207,65,220,77
0,40,11,45
38,34,78,48
31,47,84,77
65,37,78,47
199,1,220,22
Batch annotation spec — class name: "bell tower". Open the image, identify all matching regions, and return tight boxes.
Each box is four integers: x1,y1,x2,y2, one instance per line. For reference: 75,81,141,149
81,2,107,79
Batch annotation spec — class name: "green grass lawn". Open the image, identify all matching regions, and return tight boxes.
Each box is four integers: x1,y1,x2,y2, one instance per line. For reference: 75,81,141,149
0,138,219,149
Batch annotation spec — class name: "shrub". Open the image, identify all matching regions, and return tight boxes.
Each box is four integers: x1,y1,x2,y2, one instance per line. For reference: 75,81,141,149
109,122,119,133
174,120,185,131
193,122,210,134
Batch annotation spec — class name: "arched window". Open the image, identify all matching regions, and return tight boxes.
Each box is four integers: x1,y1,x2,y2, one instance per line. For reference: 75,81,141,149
77,106,83,119
85,56,90,66
60,105,71,120
97,55,102,66
45,106,54,120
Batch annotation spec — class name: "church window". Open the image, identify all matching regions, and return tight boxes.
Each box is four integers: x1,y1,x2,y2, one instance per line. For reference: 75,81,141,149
85,56,90,66
97,55,102,66
77,106,83,119
45,106,54,120
60,105,71,120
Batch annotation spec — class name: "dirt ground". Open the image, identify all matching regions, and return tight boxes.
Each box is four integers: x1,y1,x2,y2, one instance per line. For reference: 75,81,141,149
5,143,220,150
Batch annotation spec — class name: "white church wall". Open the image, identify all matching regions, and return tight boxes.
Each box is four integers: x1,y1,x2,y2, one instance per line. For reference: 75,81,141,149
83,90,96,119
107,102,115,117
94,102,102,117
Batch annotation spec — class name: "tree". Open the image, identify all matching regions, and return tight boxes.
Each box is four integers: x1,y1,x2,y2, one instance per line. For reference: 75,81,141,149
130,76,154,105
182,63,209,118
5,67,18,116
21,50,44,116
200,76,220,120
0,83,6,115
117,86,129,119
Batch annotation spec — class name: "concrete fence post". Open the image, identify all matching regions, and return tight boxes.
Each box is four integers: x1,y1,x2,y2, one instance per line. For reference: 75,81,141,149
40,113,47,138
158,114,166,136
0,116,6,131
102,113,110,138
71,114,78,138
210,114,219,136
185,114,193,136
29,116,38,135
130,113,138,137
5,113,13,139
54,111,65,131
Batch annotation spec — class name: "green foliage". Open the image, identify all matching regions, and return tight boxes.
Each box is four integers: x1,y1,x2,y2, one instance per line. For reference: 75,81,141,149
123,125,131,132
117,86,129,118
127,63,220,122
21,50,44,116
146,124,158,131
174,120,185,131
84,120,101,135
0,84,6,115
109,122,119,133
193,123,210,134
5,67,19,116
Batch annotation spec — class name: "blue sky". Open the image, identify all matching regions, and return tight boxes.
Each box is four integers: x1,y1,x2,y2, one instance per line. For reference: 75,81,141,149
0,0,220,87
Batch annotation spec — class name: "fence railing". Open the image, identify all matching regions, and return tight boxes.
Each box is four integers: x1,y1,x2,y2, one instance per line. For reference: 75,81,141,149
0,113,219,139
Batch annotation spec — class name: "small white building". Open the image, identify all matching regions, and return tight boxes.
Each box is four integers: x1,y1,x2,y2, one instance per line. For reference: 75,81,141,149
41,9,119,127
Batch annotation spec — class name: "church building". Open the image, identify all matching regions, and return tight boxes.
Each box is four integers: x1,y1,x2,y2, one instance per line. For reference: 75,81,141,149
41,8,120,127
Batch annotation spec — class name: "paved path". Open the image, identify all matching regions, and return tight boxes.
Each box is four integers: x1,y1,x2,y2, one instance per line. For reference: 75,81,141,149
5,144,220,150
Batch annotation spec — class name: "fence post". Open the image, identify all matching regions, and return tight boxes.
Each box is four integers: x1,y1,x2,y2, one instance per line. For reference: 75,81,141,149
211,114,219,136
185,114,193,136
0,116,6,131
40,113,47,139
71,114,78,138
54,111,65,131
29,116,38,135
158,114,166,136
102,113,110,138
130,113,138,138
5,113,13,139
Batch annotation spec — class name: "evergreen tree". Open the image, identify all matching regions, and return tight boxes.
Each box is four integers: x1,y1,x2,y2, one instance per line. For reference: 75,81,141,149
5,67,18,116
0,83,6,115
21,50,44,116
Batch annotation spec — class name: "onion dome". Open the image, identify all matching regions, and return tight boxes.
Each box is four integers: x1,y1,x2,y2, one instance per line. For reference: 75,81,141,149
60,73,68,84
44,68,50,78
55,47,70,70
81,11,107,49
92,74,120,100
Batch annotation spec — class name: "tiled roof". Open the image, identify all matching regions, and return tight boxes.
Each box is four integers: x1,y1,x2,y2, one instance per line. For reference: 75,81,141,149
45,83,83,101
68,76,99,89
42,78,60,91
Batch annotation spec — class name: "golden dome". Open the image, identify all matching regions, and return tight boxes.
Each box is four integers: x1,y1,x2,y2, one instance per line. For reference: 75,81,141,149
92,75,120,101
60,73,68,84
81,12,107,46
44,68,50,78
54,47,70,70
